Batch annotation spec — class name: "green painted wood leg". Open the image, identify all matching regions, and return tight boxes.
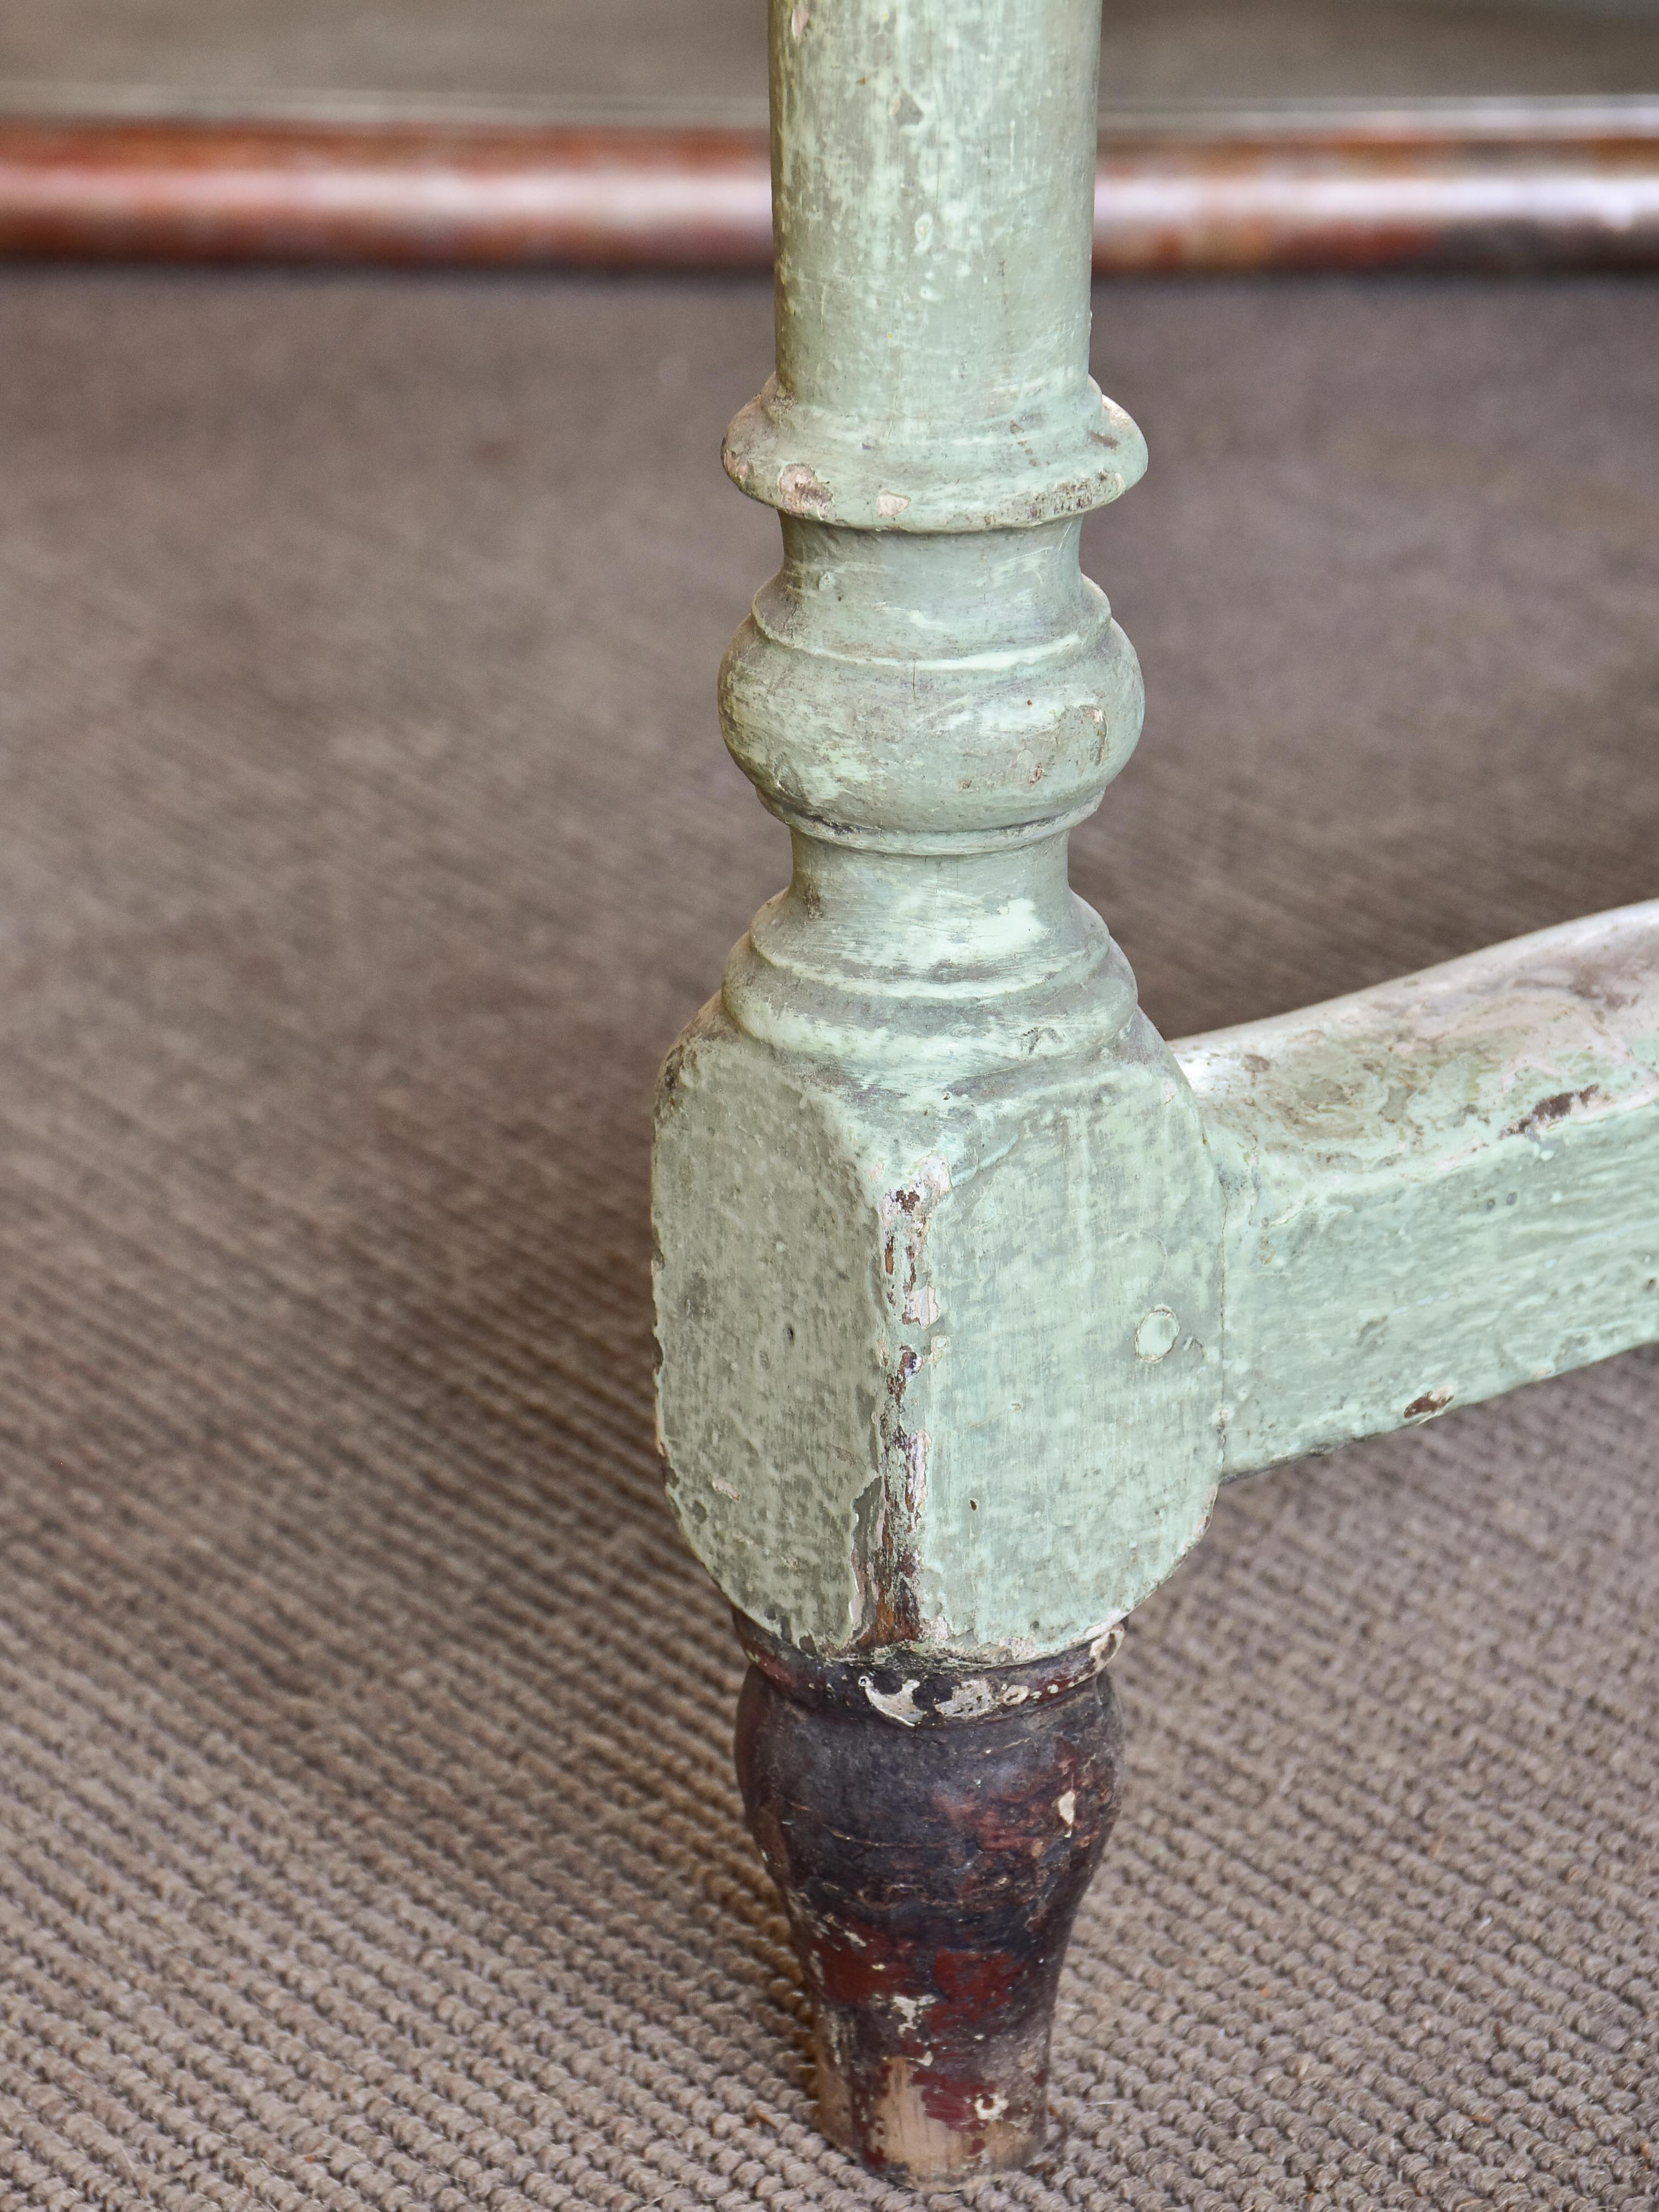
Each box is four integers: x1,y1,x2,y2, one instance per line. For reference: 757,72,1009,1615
654,0,1209,1671
650,0,1659,2182
652,1,1168,2178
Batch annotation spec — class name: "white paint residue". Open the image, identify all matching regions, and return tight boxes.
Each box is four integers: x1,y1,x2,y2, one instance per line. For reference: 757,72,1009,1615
880,1156,952,1332
913,1155,951,1204
974,2093,1008,2123
936,1677,997,1720
891,1992,933,2031
1088,1621,1125,1666
1135,1306,1181,1361
1056,1790,1077,1829
860,1675,923,1726
777,461,831,514
904,1429,930,1506
879,1159,951,1240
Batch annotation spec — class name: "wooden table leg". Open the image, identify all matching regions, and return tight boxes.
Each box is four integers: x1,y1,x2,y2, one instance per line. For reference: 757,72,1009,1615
654,0,1170,2177
651,0,1659,2183
734,1620,1123,2179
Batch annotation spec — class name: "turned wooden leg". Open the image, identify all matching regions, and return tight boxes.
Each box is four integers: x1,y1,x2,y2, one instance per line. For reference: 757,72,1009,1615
734,1619,1123,2183
647,0,1659,2174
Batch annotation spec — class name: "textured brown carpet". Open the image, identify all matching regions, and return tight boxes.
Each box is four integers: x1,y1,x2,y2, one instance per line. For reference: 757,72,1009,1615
0,267,1655,2211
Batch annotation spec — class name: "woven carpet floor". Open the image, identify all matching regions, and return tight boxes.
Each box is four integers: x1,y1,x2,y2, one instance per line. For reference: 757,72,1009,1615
0,267,1655,2211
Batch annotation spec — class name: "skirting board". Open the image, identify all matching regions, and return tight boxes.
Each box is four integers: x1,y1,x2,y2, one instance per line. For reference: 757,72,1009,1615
0,98,1655,273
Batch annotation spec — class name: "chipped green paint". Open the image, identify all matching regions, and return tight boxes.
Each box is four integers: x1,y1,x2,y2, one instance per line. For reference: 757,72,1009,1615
653,0,1216,1662
1183,902,1659,1475
651,0,1659,1668
655,992,1223,1660
724,0,1140,535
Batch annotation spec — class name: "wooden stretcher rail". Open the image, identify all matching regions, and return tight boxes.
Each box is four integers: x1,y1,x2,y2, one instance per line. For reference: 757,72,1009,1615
0,108,1656,272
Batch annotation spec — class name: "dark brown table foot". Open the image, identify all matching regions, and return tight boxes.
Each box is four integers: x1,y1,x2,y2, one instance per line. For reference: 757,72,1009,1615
733,1615,1124,2184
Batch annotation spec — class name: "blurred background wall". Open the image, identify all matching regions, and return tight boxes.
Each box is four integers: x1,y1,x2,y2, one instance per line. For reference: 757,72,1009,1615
1,0,1657,117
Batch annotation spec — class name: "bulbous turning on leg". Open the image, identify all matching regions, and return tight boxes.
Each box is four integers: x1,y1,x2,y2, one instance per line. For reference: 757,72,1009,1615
733,1616,1123,2184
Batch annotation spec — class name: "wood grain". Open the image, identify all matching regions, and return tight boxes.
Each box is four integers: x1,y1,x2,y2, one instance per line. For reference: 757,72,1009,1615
0,119,774,268
733,1615,1124,2182
0,106,1655,270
